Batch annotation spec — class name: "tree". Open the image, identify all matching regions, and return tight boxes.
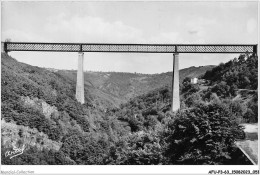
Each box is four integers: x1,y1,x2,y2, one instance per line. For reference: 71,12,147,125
163,100,244,165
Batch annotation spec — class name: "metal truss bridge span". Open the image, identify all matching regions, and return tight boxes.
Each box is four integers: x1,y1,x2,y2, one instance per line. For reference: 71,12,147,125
2,42,257,54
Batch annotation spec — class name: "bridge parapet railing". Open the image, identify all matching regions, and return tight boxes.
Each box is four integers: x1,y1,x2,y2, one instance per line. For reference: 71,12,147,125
1,42,257,54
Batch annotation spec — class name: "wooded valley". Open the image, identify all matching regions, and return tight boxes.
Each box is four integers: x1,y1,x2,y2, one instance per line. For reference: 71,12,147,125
1,53,257,165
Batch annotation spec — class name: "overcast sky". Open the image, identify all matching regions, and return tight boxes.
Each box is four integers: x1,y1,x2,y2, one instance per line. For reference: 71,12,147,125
1,1,258,74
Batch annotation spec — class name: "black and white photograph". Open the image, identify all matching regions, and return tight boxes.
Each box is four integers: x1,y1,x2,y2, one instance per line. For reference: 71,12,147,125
1,0,259,174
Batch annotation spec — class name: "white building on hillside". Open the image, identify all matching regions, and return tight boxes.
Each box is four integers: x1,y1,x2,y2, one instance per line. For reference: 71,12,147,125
191,78,198,84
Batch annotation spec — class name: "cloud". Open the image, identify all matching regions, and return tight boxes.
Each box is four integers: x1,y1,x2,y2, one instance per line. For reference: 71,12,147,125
2,29,48,42
43,14,200,45
44,14,145,43
186,17,217,38
188,30,198,35
247,18,257,34
3,13,212,45
220,2,248,9
148,32,182,44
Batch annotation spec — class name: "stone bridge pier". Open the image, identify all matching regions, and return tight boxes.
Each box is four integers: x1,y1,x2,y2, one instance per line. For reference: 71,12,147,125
75,52,85,104
171,53,180,112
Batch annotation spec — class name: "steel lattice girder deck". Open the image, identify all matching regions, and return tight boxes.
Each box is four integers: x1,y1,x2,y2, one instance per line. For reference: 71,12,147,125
2,42,257,54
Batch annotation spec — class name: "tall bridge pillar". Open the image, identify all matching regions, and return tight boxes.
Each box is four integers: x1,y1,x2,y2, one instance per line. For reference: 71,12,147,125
171,53,180,112
76,52,85,104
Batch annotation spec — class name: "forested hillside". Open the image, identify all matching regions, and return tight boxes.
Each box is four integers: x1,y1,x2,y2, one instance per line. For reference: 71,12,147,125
203,54,257,90
202,54,258,123
1,53,256,165
1,53,117,164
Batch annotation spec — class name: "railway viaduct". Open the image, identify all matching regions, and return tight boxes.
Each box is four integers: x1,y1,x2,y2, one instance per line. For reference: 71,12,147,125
1,42,257,111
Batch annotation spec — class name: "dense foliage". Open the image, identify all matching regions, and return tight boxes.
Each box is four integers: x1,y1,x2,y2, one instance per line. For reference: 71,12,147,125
164,101,245,165
203,54,257,90
202,54,258,123
1,53,91,138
